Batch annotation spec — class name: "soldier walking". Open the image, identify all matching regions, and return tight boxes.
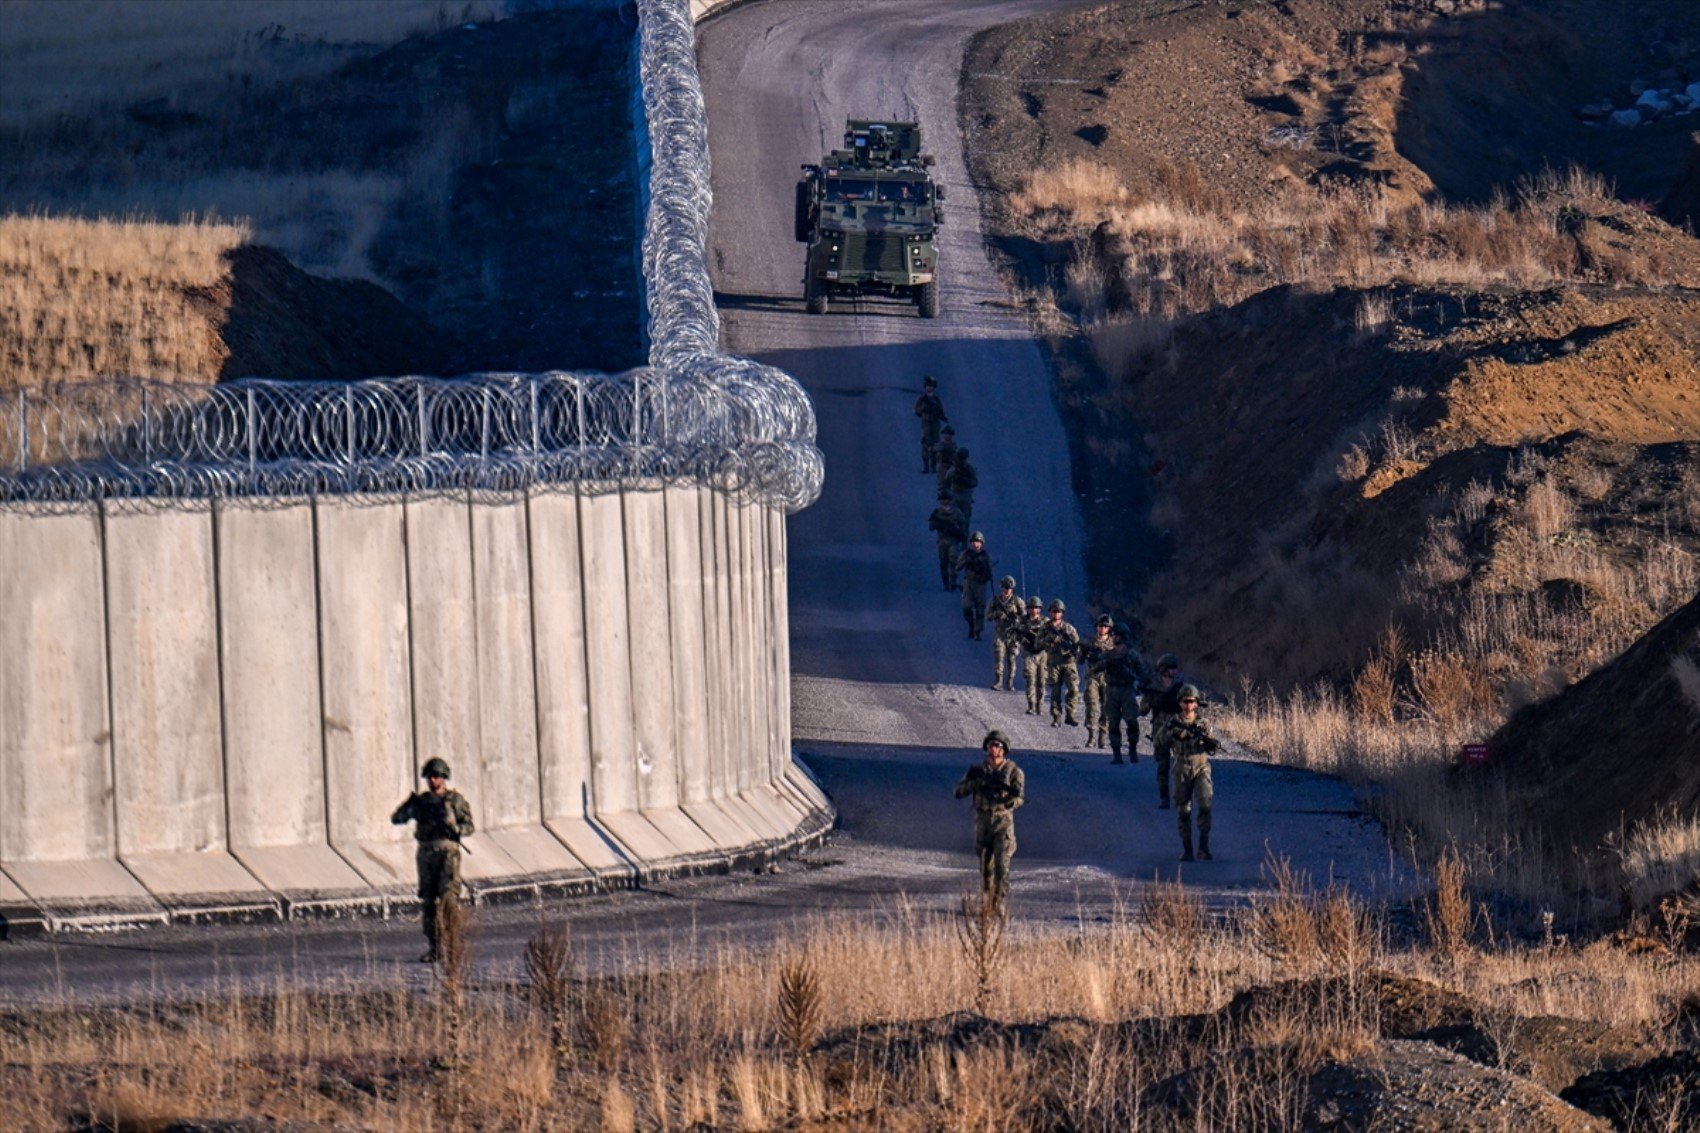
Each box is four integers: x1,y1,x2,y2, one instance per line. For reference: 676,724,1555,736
955,531,993,640
1081,614,1115,749
1103,623,1150,765
945,447,978,525
391,758,475,963
987,576,1024,690
928,490,968,591
933,423,959,494
1020,596,1048,715
914,375,945,473
1141,654,1184,808
1158,685,1219,861
1037,598,1082,727
953,729,1025,901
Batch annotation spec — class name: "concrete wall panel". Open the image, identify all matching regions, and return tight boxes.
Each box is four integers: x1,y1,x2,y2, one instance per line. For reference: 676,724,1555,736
623,487,679,809
701,489,734,802
104,504,266,905
316,498,416,890
528,489,627,877
405,495,480,800
215,501,366,899
667,486,711,803
580,491,639,815
0,508,155,912
401,495,528,884
470,496,586,880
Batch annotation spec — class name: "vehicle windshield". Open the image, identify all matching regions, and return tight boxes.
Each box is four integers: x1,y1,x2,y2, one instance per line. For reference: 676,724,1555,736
825,178,930,204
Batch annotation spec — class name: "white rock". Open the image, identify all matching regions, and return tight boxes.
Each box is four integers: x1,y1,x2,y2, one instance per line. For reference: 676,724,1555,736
1688,82,1700,103
1610,108,1643,128
1636,89,1667,109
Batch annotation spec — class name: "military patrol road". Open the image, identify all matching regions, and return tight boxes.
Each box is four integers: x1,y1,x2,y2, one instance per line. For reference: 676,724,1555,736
0,0,1402,1005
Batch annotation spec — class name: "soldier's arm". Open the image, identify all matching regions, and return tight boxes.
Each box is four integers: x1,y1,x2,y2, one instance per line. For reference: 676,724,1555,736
452,793,475,836
390,795,417,825
1007,766,1025,810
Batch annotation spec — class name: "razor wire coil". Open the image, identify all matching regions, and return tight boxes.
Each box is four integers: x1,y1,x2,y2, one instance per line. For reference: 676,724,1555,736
0,0,823,515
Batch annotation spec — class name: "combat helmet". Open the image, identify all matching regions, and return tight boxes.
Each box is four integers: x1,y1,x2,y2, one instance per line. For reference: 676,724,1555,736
937,489,951,501
955,447,970,461
1095,614,1113,629
1000,575,1017,589
922,374,937,388
421,757,451,780
1112,621,1131,640
1027,595,1042,610
1156,653,1180,672
1048,598,1066,614
982,729,1012,754
1178,684,1201,701
941,422,955,436
970,531,985,544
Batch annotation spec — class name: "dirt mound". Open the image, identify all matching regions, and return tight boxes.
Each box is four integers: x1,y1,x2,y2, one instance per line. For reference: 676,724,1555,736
1490,593,1700,852
210,245,452,381
1146,1038,1610,1132
1214,973,1658,1094
1561,1050,1700,1131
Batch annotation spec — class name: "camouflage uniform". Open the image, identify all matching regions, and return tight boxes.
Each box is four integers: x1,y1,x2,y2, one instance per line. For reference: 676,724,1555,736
1103,638,1150,765
914,384,945,472
1019,602,1048,715
987,583,1025,690
955,539,993,640
953,742,1025,898
1158,709,1218,861
1142,674,1184,807
928,498,968,591
1036,610,1081,726
1080,622,1115,748
933,433,959,494
945,450,978,525
392,780,475,961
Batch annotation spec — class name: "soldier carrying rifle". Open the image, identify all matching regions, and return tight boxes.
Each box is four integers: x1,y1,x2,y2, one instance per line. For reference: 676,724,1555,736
392,758,475,963
954,730,1025,901
1036,598,1082,727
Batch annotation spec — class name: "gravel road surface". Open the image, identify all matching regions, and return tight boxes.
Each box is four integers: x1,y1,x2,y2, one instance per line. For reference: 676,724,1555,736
0,0,1405,1007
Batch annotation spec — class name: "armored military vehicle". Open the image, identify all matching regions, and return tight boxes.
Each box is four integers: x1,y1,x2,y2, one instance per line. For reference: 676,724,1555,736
795,120,944,317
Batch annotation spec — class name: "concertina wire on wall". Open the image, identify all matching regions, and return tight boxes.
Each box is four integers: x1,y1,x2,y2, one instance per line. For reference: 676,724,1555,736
0,0,823,515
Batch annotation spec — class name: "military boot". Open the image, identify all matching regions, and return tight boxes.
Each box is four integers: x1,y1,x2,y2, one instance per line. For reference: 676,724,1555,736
1198,833,1213,861
1179,830,1195,863
1110,742,1124,765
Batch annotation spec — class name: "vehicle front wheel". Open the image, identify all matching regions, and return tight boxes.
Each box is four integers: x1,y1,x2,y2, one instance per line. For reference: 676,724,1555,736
805,276,828,315
917,280,939,319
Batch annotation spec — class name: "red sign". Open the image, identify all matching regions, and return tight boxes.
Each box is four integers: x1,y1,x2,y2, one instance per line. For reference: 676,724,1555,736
1460,744,1490,764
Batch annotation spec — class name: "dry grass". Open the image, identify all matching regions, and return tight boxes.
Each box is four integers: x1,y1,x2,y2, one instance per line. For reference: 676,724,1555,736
5,893,1694,1130
1012,160,1673,363
0,213,250,387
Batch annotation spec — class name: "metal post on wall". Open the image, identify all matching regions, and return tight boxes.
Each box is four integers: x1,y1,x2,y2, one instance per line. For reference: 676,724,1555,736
417,382,429,458
245,387,257,485
14,389,25,474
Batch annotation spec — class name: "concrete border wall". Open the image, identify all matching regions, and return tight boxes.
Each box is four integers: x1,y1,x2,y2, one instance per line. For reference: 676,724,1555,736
0,486,822,929
0,0,832,935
